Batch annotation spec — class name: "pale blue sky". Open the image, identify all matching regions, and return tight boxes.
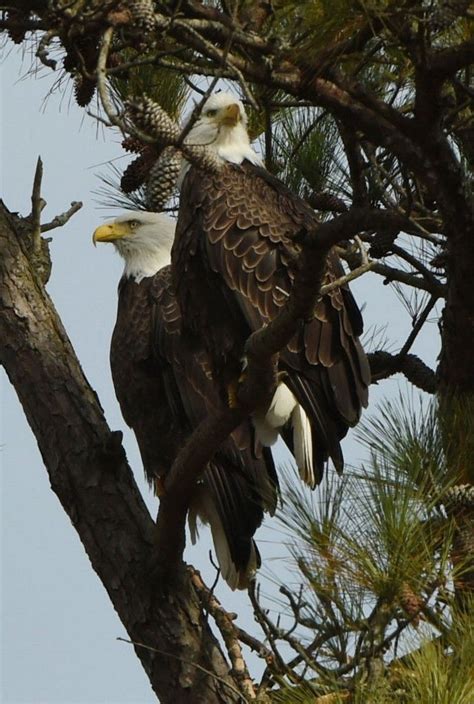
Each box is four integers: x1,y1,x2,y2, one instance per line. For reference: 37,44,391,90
1,45,440,703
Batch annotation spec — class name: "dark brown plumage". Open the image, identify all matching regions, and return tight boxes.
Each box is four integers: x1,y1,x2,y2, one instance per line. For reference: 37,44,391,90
172,160,370,484
110,264,279,589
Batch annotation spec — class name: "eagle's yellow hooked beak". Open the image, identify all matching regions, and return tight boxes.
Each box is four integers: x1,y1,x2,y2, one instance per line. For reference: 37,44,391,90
219,103,240,127
93,221,131,246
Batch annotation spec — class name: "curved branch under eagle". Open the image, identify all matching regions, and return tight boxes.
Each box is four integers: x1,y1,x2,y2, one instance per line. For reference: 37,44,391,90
94,92,369,588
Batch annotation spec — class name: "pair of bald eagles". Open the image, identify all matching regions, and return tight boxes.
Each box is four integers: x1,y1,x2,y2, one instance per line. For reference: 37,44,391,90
94,93,369,590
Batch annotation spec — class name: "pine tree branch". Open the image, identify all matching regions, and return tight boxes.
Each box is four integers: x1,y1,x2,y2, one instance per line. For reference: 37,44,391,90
368,350,437,393
30,156,45,254
40,201,83,232
189,567,256,701
430,38,474,78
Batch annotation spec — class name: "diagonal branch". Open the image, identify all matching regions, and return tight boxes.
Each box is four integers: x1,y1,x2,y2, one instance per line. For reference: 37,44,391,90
189,567,256,701
41,201,83,233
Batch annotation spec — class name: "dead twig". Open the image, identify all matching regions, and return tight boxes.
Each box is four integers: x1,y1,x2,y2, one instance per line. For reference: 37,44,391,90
35,29,57,70
41,202,83,233
321,238,374,295
30,156,45,254
398,294,438,358
190,568,256,700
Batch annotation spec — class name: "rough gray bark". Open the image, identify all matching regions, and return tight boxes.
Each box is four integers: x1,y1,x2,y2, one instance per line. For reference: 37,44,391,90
0,201,240,704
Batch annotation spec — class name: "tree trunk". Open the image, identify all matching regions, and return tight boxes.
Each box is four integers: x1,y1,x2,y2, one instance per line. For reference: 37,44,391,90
434,144,474,600
0,201,240,703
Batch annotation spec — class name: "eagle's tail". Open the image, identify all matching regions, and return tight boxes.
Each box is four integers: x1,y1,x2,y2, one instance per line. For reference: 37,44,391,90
188,459,264,590
253,382,316,488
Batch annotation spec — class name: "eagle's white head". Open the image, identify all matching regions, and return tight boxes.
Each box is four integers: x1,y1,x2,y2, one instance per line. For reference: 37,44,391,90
184,91,262,167
93,211,175,283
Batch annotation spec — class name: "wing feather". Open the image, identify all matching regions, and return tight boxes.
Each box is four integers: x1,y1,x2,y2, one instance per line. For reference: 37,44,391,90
173,160,369,479
112,266,278,587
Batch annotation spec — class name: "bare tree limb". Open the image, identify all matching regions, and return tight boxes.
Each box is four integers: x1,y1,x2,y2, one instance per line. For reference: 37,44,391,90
430,37,474,78
189,568,256,701
30,156,45,253
41,201,83,232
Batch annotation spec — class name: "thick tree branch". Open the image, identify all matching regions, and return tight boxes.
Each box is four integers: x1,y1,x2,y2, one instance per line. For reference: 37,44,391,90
0,201,240,704
368,350,437,393
429,38,474,78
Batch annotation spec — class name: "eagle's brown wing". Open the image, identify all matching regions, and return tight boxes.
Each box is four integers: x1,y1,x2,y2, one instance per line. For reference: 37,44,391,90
110,274,179,481
151,266,278,509
173,161,369,479
111,265,278,588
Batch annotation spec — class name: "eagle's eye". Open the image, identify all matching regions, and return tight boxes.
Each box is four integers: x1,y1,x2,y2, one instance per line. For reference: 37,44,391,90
205,109,218,117
129,220,140,230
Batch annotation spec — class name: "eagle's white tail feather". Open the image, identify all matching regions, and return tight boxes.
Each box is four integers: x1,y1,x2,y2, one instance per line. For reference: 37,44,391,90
253,383,297,445
188,501,200,545
188,488,258,590
291,404,315,488
253,382,315,487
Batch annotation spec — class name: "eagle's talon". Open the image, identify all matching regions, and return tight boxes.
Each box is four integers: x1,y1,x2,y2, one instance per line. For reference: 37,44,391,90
227,366,249,408
153,476,166,497
227,380,240,408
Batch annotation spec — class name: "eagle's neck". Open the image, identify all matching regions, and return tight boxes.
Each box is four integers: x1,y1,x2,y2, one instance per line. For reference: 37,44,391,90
117,241,171,284
212,124,262,166
180,123,262,183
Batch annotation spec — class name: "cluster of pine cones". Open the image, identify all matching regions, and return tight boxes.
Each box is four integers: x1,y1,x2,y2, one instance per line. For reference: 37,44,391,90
122,96,223,211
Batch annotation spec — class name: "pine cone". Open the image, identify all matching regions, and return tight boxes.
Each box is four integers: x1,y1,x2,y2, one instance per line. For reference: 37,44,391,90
400,354,437,394
125,97,180,143
74,76,96,107
63,53,77,73
128,0,156,33
399,583,423,625
444,484,474,510
6,9,29,44
121,150,156,193
146,147,181,211
370,229,398,259
307,191,348,213
122,136,146,154
183,144,222,174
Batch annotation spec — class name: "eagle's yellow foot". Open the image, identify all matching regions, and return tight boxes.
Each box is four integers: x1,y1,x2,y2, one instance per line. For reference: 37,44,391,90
154,476,166,497
227,370,247,408
227,379,240,408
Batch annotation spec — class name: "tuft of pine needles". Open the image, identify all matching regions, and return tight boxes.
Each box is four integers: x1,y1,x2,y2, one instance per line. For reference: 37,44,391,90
256,393,473,702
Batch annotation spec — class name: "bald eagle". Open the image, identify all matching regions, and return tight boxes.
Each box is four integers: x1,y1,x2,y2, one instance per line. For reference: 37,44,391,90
93,212,278,589
173,92,370,486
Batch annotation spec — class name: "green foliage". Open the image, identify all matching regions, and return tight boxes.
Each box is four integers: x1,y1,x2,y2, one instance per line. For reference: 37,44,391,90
93,163,149,212
263,393,472,702
272,0,370,54
393,604,474,704
270,108,344,198
356,391,448,488
111,62,188,119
